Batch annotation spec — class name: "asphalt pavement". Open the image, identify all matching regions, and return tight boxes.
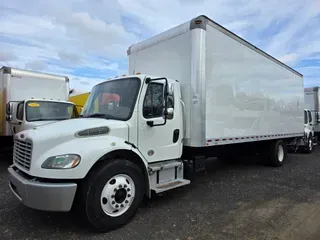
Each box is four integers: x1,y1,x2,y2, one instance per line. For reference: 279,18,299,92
0,147,319,240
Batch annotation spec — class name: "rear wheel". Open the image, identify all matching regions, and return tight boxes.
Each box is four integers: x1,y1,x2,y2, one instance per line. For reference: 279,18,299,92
266,140,287,167
76,159,145,232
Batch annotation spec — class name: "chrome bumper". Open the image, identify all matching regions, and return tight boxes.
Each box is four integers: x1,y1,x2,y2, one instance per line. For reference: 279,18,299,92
8,165,77,212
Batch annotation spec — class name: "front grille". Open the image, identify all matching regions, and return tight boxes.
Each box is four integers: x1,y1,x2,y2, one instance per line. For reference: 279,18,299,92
13,139,33,170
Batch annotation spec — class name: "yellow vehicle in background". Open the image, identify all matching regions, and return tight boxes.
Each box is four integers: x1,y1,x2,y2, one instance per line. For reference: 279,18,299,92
69,91,90,114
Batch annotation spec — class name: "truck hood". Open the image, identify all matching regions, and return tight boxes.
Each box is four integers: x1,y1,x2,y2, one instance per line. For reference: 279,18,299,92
17,118,129,144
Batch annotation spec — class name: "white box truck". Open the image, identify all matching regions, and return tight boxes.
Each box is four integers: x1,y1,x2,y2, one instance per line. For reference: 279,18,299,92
304,86,320,142
7,15,312,232
1,66,79,152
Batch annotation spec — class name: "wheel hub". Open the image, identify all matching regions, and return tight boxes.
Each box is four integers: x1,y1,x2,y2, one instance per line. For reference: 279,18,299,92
115,188,127,203
100,174,135,217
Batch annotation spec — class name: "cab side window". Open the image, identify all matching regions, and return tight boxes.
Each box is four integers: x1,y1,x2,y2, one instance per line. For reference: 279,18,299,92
143,83,164,118
17,102,24,121
304,110,308,124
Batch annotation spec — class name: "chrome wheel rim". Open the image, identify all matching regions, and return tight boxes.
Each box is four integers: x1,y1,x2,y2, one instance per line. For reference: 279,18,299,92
278,145,284,162
100,174,135,217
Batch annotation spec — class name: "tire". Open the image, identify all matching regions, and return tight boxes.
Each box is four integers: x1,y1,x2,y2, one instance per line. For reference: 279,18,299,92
76,159,145,232
304,135,313,154
267,140,287,167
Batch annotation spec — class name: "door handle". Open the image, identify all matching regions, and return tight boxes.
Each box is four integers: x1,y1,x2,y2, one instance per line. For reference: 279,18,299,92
147,121,154,127
173,129,180,143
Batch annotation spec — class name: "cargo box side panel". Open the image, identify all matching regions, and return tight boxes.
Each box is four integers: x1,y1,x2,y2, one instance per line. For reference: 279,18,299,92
205,24,304,144
304,89,315,110
8,75,69,101
128,30,193,142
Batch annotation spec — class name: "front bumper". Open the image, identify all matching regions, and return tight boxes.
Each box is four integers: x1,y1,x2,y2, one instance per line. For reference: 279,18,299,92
8,165,77,212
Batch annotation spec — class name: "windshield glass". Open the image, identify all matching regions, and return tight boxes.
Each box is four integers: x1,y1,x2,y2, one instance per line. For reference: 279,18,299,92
81,78,141,120
26,101,78,122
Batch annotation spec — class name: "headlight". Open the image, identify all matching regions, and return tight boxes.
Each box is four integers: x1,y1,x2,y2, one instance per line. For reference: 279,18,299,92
41,154,81,169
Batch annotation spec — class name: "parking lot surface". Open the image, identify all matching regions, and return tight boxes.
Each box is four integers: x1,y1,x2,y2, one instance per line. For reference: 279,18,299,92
1,147,320,240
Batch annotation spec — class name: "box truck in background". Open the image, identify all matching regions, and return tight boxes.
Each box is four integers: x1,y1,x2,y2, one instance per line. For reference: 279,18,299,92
304,87,320,142
69,90,90,114
7,15,313,232
0,66,79,151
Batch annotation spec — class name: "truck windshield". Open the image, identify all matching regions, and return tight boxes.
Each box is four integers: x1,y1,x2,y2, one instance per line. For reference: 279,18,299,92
81,77,141,120
26,101,77,122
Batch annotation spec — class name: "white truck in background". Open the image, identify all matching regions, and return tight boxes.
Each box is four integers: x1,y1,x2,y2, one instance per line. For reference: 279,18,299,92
7,15,313,232
304,87,320,142
0,66,79,152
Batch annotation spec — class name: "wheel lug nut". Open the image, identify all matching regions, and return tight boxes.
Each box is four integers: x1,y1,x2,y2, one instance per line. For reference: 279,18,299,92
119,185,122,188
124,184,127,188
114,188,117,192
120,204,124,207
112,201,115,204
128,194,131,197
111,195,115,198
116,204,119,208
125,200,129,203
127,188,130,192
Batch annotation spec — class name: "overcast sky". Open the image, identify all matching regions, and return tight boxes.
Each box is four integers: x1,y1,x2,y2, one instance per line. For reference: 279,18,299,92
1,0,319,94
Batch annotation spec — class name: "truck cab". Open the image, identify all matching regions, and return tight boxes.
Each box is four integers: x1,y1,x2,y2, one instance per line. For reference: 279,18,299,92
76,74,181,162
304,109,314,152
6,98,79,134
8,74,183,230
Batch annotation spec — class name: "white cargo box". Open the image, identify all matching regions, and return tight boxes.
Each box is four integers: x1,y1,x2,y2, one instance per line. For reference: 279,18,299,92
128,15,304,147
304,86,320,133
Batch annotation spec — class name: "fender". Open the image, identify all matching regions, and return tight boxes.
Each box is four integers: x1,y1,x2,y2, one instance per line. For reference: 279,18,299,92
90,144,151,197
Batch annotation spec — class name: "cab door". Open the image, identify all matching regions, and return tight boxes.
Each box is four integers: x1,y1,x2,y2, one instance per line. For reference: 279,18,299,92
7,101,25,134
304,110,313,136
137,79,183,163
307,110,314,133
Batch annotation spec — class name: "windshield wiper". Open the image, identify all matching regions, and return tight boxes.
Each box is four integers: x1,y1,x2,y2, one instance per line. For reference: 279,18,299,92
83,113,114,119
29,118,69,121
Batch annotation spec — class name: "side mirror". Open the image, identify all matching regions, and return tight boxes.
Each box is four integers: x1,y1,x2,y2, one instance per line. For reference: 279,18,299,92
6,102,13,115
6,114,12,122
168,83,174,96
6,102,13,122
166,107,174,120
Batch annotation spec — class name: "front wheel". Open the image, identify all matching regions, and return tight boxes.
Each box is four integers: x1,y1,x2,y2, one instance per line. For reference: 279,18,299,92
76,159,145,232
304,135,313,154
